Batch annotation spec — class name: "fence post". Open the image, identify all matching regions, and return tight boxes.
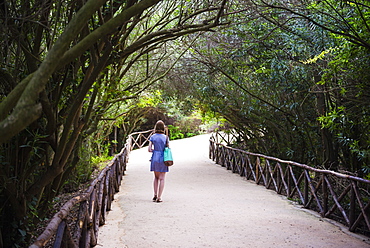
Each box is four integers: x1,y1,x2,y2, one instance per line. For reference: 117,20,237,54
349,181,356,231
53,221,66,248
256,157,260,185
304,170,309,207
287,165,291,197
265,160,269,189
322,174,328,216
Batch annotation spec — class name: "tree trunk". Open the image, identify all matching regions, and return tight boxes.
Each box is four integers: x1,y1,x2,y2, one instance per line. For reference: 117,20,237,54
315,79,338,170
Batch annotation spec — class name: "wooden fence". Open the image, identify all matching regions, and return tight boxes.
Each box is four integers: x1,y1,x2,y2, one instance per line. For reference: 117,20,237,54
209,132,370,237
30,130,153,248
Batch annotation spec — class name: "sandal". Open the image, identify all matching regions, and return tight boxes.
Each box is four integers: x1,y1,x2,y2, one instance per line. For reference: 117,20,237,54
152,195,157,202
156,198,162,203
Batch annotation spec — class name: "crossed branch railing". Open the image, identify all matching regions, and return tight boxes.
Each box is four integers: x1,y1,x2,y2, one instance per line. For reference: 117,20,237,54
210,132,370,237
30,130,153,248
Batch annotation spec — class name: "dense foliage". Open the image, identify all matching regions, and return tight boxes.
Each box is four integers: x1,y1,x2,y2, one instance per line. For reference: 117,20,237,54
164,0,370,176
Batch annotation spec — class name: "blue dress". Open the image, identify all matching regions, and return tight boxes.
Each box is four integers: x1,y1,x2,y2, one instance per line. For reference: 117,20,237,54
150,133,169,172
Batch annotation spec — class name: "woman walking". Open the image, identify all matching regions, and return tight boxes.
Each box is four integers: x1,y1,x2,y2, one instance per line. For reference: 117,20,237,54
148,120,169,203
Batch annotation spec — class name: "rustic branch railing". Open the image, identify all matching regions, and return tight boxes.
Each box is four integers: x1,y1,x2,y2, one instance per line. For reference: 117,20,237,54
209,132,370,237
30,130,153,248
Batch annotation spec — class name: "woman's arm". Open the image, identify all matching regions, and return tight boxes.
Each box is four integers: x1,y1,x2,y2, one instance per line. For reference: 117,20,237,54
148,141,153,152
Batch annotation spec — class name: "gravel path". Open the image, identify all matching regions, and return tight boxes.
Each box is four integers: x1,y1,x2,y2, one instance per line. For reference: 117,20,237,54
97,134,370,248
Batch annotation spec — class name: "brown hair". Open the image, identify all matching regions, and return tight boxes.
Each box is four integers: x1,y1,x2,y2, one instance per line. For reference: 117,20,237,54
154,120,165,134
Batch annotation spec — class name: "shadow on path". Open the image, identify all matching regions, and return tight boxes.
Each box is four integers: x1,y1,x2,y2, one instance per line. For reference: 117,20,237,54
97,134,370,248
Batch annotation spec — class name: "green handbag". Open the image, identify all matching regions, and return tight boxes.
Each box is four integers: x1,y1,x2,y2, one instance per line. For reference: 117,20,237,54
164,147,173,166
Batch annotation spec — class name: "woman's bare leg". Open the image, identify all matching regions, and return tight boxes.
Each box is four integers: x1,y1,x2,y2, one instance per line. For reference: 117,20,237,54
153,172,159,198
154,171,166,201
